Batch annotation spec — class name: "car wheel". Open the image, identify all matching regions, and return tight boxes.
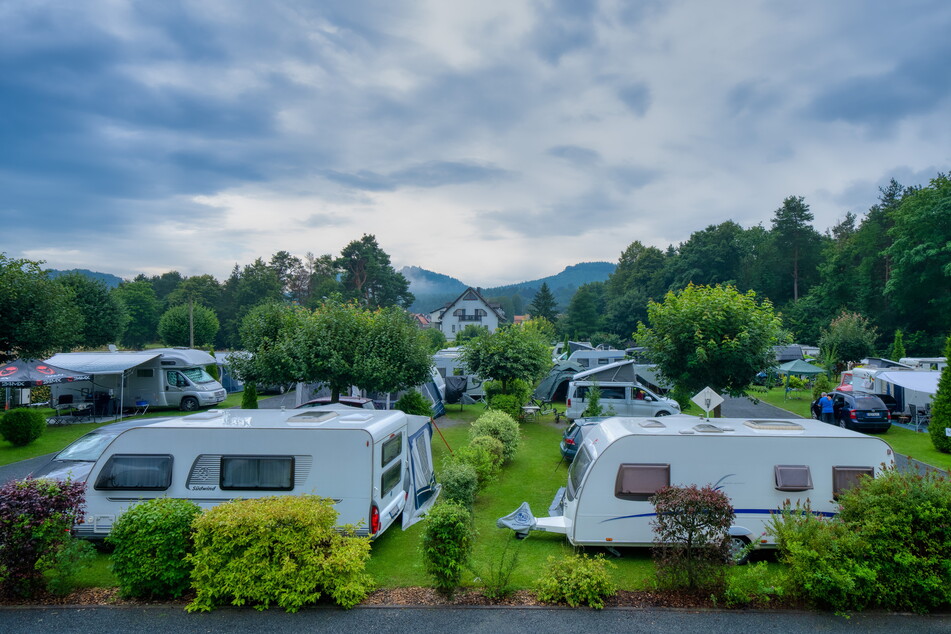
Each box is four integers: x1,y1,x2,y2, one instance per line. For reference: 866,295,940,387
180,396,200,412
729,535,751,565
838,417,848,430
655,410,672,417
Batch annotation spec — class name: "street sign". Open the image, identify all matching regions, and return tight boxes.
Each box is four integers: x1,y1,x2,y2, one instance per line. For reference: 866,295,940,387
691,387,724,417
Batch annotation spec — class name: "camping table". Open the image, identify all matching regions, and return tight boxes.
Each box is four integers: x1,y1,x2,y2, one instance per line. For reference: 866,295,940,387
521,405,540,421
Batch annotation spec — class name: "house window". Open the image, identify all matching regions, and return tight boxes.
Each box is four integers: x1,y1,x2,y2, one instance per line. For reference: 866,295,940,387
452,325,456,333
382,435,402,467
95,454,173,491
615,463,670,501
463,291,478,300
774,465,813,492
453,309,465,317
220,456,294,490
381,461,402,496
832,466,874,499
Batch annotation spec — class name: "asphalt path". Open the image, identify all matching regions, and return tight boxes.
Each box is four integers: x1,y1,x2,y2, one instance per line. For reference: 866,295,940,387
1,605,949,633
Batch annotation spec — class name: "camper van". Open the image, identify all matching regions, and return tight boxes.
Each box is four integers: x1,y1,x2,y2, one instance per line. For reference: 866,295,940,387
47,348,226,412
498,415,893,556
30,407,440,540
565,380,680,421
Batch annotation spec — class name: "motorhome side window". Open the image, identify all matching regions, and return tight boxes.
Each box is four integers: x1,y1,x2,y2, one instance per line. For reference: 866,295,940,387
166,371,187,387
94,454,173,491
220,456,294,490
832,466,874,499
774,465,813,492
615,464,670,501
382,435,402,467
136,368,154,378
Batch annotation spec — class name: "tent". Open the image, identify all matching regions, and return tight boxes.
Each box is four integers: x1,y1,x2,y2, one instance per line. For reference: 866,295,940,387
533,361,583,401
570,359,671,394
1,359,92,409
776,359,825,400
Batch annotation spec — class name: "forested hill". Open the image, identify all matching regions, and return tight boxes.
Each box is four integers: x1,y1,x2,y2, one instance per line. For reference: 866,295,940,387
47,268,123,288
404,261,615,315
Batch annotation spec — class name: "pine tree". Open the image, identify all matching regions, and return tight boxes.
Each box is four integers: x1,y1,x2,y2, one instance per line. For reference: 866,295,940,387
928,335,951,453
527,282,558,322
889,330,906,362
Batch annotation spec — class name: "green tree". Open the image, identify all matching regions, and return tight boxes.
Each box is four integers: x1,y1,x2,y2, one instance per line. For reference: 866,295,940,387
420,327,448,353
819,311,878,365
889,330,907,362
114,280,161,349
636,284,784,399
561,282,605,340
0,255,82,362
455,324,488,343
928,335,951,453
215,259,284,348
165,275,222,309
135,271,185,311
666,221,750,289
54,272,127,349
460,325,551,393
768,196,824,303
527,283,558,322
336,235,413,309
158,304,220,347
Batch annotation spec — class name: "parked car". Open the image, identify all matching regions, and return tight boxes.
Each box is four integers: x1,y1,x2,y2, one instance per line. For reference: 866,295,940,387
559,417,607,462
297,396,376,410
812,391,891,433
565,381,680,421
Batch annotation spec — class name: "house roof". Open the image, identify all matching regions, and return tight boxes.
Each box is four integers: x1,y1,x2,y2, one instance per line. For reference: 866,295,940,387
434,287,507,322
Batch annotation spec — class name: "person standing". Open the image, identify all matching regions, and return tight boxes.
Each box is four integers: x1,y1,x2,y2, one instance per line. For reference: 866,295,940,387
818,392,834,424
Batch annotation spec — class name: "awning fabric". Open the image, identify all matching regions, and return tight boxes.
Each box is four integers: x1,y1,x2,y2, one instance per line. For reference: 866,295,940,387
876,371,940,395
46,352,162,375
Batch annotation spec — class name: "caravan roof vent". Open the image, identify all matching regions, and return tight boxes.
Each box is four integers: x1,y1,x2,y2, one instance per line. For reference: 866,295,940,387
340,413,374,423
288,412,338,425
693,423,726,433
743,420,805,431
639,419,666,429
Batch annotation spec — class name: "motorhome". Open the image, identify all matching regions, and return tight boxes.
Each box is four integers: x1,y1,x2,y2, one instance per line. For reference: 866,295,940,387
561,349,627,370
30,406,440,540
498,415,893,556
47,348,226,412
565,379,680,421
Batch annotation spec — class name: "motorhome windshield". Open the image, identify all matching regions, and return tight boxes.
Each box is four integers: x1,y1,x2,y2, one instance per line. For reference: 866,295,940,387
567,446,593,501
55,430,122,462
181,367,217,385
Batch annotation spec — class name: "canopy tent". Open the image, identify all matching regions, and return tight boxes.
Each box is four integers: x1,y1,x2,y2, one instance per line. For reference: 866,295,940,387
533,361,583,401
46,352,162,420
1,359,92,409
776,359,825,400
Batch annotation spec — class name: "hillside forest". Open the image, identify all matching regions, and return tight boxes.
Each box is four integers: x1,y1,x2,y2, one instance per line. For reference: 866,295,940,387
1,173,949,362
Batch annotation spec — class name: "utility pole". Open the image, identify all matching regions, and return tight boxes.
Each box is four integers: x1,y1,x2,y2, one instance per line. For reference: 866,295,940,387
189,298,195,348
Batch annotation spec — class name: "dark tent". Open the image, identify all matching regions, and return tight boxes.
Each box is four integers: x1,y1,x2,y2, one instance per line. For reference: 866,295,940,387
533,361,583,401
0,359,91,388
572,360,671,394
444,376,468,404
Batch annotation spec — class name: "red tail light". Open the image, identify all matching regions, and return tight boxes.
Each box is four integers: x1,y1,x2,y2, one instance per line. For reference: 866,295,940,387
370,505,380,535
567,398,571,408
564,437,575,445
849,410,857,420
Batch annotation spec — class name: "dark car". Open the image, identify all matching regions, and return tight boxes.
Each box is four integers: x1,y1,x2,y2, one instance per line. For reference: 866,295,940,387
868,392,901,417
560,417,607,461
813,391,891,433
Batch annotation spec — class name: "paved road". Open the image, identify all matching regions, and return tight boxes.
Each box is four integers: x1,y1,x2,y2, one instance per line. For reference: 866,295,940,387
1,605,949,633
720,394,803,419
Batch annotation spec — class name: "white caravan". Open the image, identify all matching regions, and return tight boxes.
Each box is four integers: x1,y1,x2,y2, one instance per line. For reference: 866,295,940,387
498,415,893,555
31,407,440,540
47,348,226,412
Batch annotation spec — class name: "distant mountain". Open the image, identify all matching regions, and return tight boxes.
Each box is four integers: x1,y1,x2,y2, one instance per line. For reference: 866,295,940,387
47,268,124,289
403,262,615,314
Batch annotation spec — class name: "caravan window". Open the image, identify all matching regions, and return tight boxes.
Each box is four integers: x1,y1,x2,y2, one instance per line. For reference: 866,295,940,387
567,446,594,501
832,466,874,499
94,454,173,491
615,464,670,501
220,456,294,490
775,465,813,492
382,435,402,466
381,461,402,496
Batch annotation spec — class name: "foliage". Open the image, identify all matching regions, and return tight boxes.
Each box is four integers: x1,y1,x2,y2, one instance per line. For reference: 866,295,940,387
889,329,907,361
0,477,86,597
420,327,448,353
439,459,479,508
165,274,223,310
527,282,559,322
560,281,606,339
929,334,951,452
650,485,734,590
420,501,475,598
460,325,551,392
470,538,523,601
233,302,300,387
769,470,951,613
487,394,522,420
582,383,604,417
720,561,784,608
0,254,83,362
54,272,128,349
637,284,784,397
767,195,824,303
469,435,505,467
453,443,501,490
336,234,414,309
469,410,521,462
114,280,161,349
187,496,373,612
521,316,557,343
810,373,834,400
394,389,434,416
0,408,46,447
157,304,220,347
240,383,259,409
43,537,96,596
455,324,490,344
819,311,878,364
534,553,617,609
483,378,531,404
214,258,284,349
107,498,202,598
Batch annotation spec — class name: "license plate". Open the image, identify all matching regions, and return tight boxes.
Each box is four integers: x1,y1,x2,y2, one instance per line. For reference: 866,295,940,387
866,412,881,418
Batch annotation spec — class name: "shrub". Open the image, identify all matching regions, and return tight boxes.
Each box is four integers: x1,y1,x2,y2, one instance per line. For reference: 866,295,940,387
187,496,373,612
928,334,951,452
43,538,96,596
241,382,258,409
811,373,833,400
469,410,521,462
582,384,604,417
107,498,203,598
470,538,522,601
721,561,785,608
394,389,433,416
0,408,46,447
469,435,505,468
453,444,501,490
439,459,479,509
534,553,617,609
483,378,531,405
420,501,475,598
650,485,734,591
0,477,86,597
487,393,522,420
30,385,51,405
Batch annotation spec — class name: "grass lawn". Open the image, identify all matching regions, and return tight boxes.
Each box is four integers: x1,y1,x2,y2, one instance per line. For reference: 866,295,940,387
752,387,812,418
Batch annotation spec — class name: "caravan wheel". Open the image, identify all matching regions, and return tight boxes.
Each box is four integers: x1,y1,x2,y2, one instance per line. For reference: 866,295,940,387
729,535,751,565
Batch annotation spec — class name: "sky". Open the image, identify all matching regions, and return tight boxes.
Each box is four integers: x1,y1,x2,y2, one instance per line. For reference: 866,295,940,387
2,0,950,287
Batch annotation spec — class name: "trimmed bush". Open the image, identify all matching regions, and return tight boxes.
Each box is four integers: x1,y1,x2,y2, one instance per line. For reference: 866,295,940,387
187,496,373,612
650,484,734,590
453,444,501,490
487,393,522,420
241,382,258,409
534,553,616,609
421,501,475,598
107,498,203,598
484,378,531,407
469,435,504,468
0,477,86,597
394,389,433,416
469,410,521,462
0,408,46,447
439,459,479,509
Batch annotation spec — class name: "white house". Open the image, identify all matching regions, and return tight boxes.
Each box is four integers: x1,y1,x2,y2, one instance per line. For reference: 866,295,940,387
429,287,506,340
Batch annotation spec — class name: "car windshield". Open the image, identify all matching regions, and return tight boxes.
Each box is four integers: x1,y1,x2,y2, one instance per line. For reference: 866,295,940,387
55,430,122,462
181,367,216,385
855,396,886,409
567,446,593,501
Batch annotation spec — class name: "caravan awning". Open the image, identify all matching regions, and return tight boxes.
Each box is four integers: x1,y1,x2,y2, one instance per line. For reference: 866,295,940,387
46,353,162,375
876,371,940,395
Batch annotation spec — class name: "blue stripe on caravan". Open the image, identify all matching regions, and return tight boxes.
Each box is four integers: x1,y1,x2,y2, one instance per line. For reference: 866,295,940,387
600,508,837,524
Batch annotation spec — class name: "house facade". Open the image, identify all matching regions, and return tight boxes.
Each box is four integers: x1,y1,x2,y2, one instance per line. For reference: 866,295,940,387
429,287,506,340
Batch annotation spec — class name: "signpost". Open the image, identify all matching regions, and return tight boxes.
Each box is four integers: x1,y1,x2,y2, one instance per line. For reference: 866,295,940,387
691,387,724,418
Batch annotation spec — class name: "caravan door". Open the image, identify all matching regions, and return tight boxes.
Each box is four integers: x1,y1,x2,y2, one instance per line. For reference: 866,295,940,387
402,420,440,529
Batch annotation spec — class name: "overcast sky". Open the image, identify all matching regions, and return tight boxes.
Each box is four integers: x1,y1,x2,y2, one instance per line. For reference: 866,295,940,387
2,1,949,286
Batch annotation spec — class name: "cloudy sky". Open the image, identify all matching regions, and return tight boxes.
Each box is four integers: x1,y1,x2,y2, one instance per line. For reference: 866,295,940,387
2,1,949,286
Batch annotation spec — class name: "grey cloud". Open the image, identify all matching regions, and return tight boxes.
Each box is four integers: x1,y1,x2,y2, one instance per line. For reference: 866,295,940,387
302,213,348,227
617,83,651,116
546,145,601,165
480,189,625,238
529,0,598,63
609,166,659,192
325,161,514,191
